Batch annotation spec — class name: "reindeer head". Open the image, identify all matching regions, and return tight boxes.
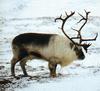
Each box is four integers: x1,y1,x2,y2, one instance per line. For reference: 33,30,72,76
55,10,98,54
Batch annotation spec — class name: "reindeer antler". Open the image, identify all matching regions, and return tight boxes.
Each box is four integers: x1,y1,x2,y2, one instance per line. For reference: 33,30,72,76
55,10,98,53
71,10,98,52
55,11,75,44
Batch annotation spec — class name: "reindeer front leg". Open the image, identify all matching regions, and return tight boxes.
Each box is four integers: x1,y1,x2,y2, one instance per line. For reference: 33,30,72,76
48,62,57,78
11,57,19,77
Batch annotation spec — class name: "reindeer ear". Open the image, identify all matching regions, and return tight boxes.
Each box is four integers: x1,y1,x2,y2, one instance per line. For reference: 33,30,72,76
82,43,91,53
83,46,88,53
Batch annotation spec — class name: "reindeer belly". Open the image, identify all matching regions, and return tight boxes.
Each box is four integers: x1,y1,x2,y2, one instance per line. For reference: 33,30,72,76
37,44,66,63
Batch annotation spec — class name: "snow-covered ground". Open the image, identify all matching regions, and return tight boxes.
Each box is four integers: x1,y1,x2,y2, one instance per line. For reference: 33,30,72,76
0,0,100,91
0,16,100,91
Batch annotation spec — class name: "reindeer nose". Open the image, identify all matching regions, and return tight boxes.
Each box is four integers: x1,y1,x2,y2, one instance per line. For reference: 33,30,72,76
81,55,85,60
82,55,85,59
78,53,85,60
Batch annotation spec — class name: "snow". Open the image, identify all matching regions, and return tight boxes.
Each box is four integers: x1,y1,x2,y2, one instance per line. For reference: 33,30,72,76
17,76,100,91
0,0,100,18
0,0,100,91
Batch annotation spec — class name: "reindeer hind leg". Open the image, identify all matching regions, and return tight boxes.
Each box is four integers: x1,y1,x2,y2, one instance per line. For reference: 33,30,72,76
20,57,28,76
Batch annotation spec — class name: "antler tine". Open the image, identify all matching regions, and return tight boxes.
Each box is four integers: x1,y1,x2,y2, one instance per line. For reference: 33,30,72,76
71,10,91,43
65,11,75,19
55,11,75,23
78,10,90,23
84,9,91,16
71,27,79,32
55,11,75,30
94,33,98,39
81,33,98,42
78,10,90,30
55,14,62,22
55,11,75,43
71,27,80,39
79,33,98,53
65,11,68,16
77,13,85,23
65,11,75,17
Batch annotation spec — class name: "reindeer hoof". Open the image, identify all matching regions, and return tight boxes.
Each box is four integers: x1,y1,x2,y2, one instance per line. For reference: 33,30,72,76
50,74,57,78
19,74,32,78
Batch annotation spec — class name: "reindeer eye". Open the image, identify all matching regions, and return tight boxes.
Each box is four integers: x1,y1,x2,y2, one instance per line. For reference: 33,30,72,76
70,42,74,49
74,46,78,51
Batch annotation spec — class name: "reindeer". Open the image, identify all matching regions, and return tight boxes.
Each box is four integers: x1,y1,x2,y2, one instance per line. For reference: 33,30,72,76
11,10,98,77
